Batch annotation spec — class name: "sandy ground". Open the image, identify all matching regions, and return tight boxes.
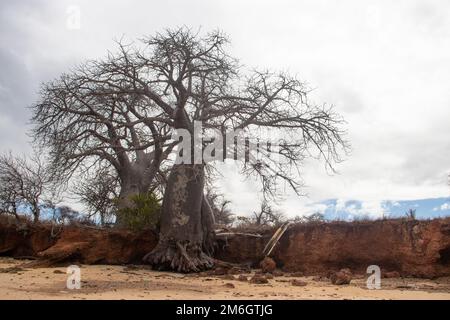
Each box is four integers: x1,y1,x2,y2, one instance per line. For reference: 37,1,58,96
0,258,449,300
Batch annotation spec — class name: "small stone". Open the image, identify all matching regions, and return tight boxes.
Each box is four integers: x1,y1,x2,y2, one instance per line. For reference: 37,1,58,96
330,269,352,285
312,276,327,282
227,267,242,275
260,257,276,273
212,267,228,276
250,274,269,284
272,270,284,277
237,275,248,282
221,274,235,280
224,283,235,289
340,268,352,275
53,270,65,274
291,279,308,287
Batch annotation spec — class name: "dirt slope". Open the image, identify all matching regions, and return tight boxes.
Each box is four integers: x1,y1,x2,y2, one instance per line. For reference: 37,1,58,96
215,219,450,277
1,218,449,278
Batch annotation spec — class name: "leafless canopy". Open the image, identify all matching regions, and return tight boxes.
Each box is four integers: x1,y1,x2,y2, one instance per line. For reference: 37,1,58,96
55,27,349,199
31,50,177,211
31,27,348,227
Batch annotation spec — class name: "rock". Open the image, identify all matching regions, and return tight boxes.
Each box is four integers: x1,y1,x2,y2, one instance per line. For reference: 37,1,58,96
383,271,400,278
340,268,352,275
53,270,65,274
224,283,235,289
212,267,228,276
272,270,284,277
291,279,308,287
237,275,248,282
330,269,352,285
260,257,276,273
124,265,140,270
227,267,242,275
249,274,269,284
221,274,235,280
396,284,415,289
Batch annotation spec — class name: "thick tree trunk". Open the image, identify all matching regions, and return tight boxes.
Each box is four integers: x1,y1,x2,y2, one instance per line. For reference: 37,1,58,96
143,163,216,273
114,157,158,227
115,183,140,227
32,204,40,224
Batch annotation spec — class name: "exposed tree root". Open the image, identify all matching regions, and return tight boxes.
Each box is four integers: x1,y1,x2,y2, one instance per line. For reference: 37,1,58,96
143,240,214,273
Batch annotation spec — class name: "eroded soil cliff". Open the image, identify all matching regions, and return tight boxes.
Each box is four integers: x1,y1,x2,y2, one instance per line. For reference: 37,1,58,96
1,218,449,277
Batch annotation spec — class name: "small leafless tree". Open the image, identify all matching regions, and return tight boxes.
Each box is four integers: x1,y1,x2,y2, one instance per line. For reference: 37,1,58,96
405,208,417,220
73,166,120,226
251,199,286,226
205,187,234,226
0,170,21,221
0,151,60,223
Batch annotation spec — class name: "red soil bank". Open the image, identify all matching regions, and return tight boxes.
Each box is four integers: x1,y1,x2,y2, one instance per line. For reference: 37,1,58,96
217,218,450,278
0,222,157,265
1,218,449,277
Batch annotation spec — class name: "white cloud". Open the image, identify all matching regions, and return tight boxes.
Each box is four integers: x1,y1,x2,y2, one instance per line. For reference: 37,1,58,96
433,203,450,211
335,199,386,219
335,199,347,212
440,203,450,211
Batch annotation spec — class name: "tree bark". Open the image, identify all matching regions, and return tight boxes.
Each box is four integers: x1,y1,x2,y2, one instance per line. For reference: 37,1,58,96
115,183,139,227
143,163,216,272
114,156,160,227
32,207,40,224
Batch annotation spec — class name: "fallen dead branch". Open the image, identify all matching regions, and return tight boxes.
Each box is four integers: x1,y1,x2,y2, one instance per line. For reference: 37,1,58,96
215,232,263,239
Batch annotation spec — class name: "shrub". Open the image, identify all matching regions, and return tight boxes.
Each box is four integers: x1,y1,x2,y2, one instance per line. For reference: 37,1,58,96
116,192,161,231
293,212,326,224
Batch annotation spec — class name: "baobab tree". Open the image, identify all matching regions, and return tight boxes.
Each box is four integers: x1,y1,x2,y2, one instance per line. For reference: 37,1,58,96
88,28,348,272
251,200,285,226
31,27,347,271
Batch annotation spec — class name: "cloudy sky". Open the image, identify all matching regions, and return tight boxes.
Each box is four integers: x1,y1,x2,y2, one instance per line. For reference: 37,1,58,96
1,0,449,219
